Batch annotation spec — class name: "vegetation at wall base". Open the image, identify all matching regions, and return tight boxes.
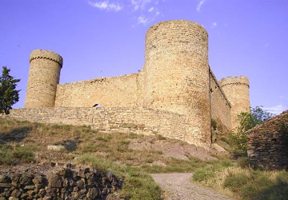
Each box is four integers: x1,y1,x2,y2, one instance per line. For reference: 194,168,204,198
0,117,213,199
77,154,162,200
1,107,285,200
223,106,273,158
193,107,288,200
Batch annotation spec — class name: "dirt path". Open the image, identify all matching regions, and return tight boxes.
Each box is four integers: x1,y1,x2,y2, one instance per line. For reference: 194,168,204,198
151,173,234,200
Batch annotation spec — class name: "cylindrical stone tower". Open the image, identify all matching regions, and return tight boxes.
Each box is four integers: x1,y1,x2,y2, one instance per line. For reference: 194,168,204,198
143,20,211,144
220,76,250,130
25,49,63,108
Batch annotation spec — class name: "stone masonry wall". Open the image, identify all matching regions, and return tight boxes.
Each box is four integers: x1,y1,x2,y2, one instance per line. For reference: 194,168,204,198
55,73,142,108
247,111,288,170
220,76,250,130
8,107,208,147
143,20,211,144
209,70,231,130
25,50,63,108
23,20,251,146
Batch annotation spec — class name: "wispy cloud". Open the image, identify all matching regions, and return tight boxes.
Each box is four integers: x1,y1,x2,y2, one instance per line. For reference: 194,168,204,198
196,0,206,12
137,16,149,24
88,0,164,25
263,104,288,115
88,1,123,12
211,22,217,28
137,10,159,25
131,0,152,11
148,7,154,12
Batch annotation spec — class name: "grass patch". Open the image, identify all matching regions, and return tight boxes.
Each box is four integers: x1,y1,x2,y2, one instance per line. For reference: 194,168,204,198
77,154,162,200
192,159,234,182
0,144,35,165
193,162,288,200
142,157,207,173
223,170,288,200
3,117,288,200
223,173,250,193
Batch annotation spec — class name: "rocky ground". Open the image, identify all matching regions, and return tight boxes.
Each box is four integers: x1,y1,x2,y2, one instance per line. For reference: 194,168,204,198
0,117,233,200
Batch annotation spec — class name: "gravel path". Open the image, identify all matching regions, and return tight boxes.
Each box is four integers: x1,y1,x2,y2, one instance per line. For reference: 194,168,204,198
151,173,234,200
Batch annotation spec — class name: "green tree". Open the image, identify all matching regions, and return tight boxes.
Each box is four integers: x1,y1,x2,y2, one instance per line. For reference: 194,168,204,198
238,106,273,133
0,66,20,114
230,106,273,157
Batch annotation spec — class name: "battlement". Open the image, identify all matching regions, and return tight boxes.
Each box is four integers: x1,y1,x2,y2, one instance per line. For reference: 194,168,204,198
145,20,208,57
220,76,249,88
30,49,63,67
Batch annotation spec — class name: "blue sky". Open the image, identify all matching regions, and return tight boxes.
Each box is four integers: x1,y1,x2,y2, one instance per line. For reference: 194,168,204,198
1,0,288,114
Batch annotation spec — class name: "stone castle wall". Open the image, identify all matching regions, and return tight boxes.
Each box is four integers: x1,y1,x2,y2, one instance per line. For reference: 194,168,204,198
209,70,231,130
8,107,208,147
55,73,143,108
247,111,288,170
21,20,251,147
143,20,211,144
25,50,63,108
220,76,250,130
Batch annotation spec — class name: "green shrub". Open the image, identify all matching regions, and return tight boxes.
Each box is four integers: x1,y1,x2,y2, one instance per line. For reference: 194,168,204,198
13,145,35,162
0,144,35,165
193,168,215,182
237,157,249,168
224,173,250,193
0,144,13,164
193,159,233,182
223,170,288,200
240,173,273,200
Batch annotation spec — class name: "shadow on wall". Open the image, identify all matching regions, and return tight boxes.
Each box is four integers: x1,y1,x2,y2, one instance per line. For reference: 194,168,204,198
0,127,32,144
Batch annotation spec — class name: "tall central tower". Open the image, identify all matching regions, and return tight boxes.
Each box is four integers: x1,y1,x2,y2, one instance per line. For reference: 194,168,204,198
143,20,211,144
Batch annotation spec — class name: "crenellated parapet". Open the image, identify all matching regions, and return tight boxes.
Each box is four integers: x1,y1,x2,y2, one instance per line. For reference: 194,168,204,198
29,49,63,66
25,49,63,108
220,76,249,88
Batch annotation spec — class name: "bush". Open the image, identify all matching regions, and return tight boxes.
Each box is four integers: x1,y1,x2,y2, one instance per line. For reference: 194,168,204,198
0,144,35,165
193,167,215,182
223,170,288,200
224,173,250,193
240,173,273,200
227,107,273,158
193,159,233,182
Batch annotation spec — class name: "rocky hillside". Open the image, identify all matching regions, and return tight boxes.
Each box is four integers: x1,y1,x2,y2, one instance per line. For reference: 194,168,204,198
0,116,224,200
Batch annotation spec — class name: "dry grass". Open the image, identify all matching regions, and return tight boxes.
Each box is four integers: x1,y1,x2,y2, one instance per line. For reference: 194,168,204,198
193,164,288,200
0,117,215,200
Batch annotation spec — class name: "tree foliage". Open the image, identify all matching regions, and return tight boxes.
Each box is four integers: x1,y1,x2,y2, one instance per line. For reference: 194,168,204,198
238,106,273,133
0,66,20,114
230,106,273,157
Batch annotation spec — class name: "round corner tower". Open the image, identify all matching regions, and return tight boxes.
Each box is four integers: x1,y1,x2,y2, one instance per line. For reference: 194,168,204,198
220,76,250,130
25,49,63,108
143,20,211,144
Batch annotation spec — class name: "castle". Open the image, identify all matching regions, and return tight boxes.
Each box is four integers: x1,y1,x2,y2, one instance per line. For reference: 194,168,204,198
12,20,250,147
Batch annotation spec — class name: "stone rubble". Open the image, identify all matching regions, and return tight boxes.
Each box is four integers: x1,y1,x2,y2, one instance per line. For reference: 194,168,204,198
0,164,123,200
